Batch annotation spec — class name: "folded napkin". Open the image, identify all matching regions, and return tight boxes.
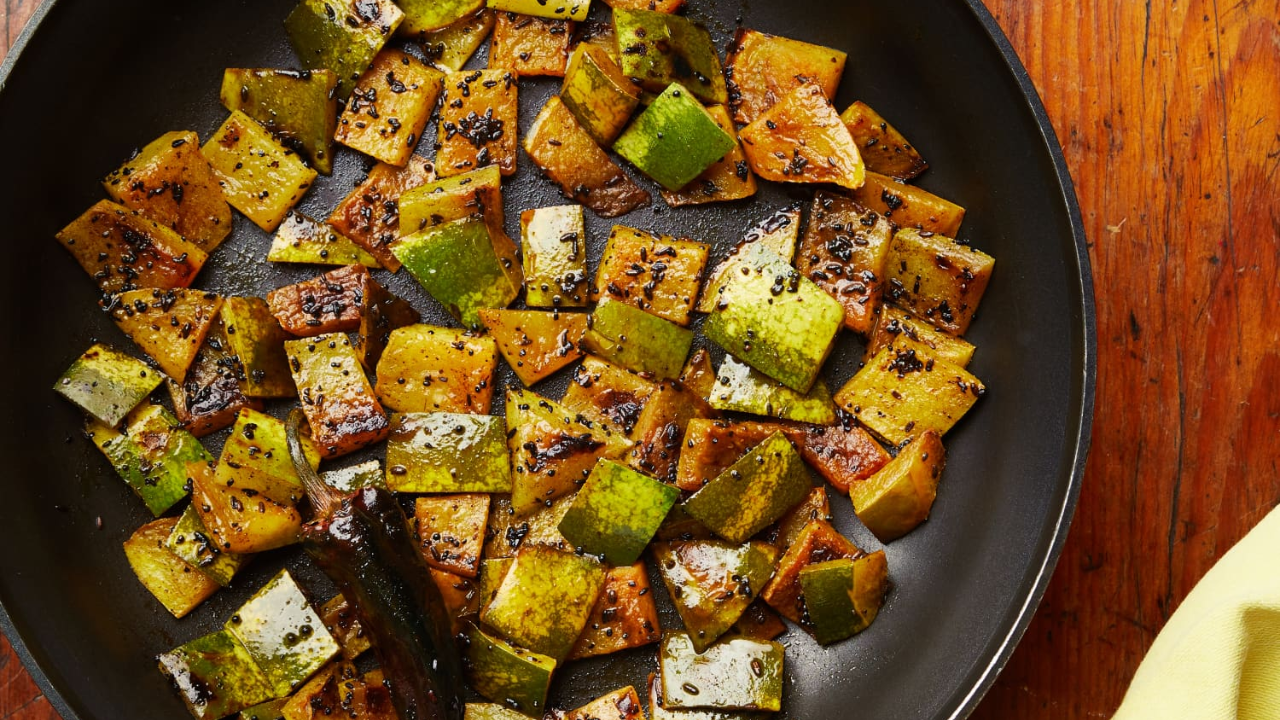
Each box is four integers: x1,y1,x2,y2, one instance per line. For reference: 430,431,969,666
1114,504,1280,719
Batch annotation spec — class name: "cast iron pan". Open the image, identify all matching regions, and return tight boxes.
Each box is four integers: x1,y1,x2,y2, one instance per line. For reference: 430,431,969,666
0,1,1095,718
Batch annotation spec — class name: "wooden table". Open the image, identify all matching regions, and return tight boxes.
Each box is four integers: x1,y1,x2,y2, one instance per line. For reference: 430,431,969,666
3,1,1278,718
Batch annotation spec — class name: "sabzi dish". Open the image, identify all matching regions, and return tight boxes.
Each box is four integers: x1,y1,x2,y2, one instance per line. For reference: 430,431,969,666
51,1,995,719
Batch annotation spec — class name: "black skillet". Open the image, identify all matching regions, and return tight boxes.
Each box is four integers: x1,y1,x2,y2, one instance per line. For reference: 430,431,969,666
0,1,1095,718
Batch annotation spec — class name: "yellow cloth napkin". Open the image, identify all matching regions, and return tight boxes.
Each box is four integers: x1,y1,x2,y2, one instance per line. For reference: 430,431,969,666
1114,504,1280,719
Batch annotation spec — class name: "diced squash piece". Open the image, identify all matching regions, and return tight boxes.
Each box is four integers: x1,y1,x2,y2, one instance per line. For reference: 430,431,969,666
614,83,736,191
400,0,486,34
463,623,557,717
654,540,779,652
769,486,830,551
850,430,945,541
477,557,514,612
567,687,646,720
437,69,519,177
521,205,589,308
321,459,386,492
220,69,339,174
203,111,317,232
583,299,694,381
386,412,511,493
760,519,861,622
87,404,209,516
797,422,890,495
483,494,576,558
659,633,784,712
799,552,889,644
491,12,573,77
487,0,590,21
697,206,802,314
158,630,274,720
573,20,619,61
602,0,683,11
661,104,757,207
166,504,249,587
124,517,219,618
356,273,421,370
848,551,890,631
266,263,371,337
266,211,373,267
561,44,640,145
739,83,864,190
481,544,605,660
375,325,498,413
562,355,658,436
709,355,836,425
886,229,995,335
221,297,296,398
679,348,718,400
867,305,976,369
168,321,259,437
726,601,787,644
225,569,340,697
648,674,769,720
285,0,404,100
569,561,661,660
285,334,390,458
626,378,716,484
480,309,587,386
54,343,162,426
189,460,301,554
797,190,895,334
278,663,343,720
675,419,805,493
431,568,483,630
319,594,371,660
466,704,528,720
416,494,490,577
840,101,928,181
56,200,206,296
395,217,520,330
328,157,437,271
612,10,726,104
849,172,965,236
835,346,984,445
683,431,811,544
593,225,709,327
219,408,322,497
399,164,503,235
336,49,444,166
420,10,496,70
559,460,677,565
524,96,650,217
240,698,288,720
726,29,847,126
110,288,223,381
102,131,233,250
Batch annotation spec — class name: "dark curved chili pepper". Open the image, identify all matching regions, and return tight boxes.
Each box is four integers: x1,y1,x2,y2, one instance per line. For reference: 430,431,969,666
286,410,464,720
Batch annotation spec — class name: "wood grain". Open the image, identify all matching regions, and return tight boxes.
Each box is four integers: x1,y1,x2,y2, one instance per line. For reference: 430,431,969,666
1,1,1278,719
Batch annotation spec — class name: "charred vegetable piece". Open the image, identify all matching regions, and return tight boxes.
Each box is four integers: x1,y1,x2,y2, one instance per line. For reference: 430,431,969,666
483,494,576,558
835,346,984,445
561,44,640,145
396,0,484,33
796,421,890,495
395,217,520,330
769,486,830,551
612,10,726,104
726,29,847,126
593,225,709,327
562,355,657,435
320,594,372,660
797,191,894,334
559,460,678,564
482,544,605,660
55,343,162,426
480,309,587,385
521,205,589,308
102,130,233,250
166,504,249,587
726,601,787,643
675,419,780,493
428,568,480,634
225,569,340,697
850,430,945,541
285,334,390,458
267,264,371,337
336,49,444,166
88,404,209,516
464,704,528,720
867,305,975,368
375,325,498,413
399,164,504,234
659,632,784,711
220,69,339,174
709,355,836,425
524,96,650,217
110,288,222,381
647,674,768,720
569,561,661,659
739,83,864,190
704,242,845,393
464,623,556,716
240,697,288,720
849,172,965,236
385,412,510,493
614,83,737,191
124,517,220,618
220,408,322,494
661,104,757,207
202,111,317,232
357,275,422,370
168,321,259,437
760,519,862,622
158,629,274,720
654,540,779,652
487,0,590,21
679,348,719,399
328,157,437,271
420,10,496,70
626,377,716,484
583,299,694,381
437,69,519,177
491,12,573,77
886,229,995,335
269,212,381,267
683,431,811,544
285,0,404,100
840,102,928,181
56,200,206,296
416,494,490,577
321,460,386,493
799,551,890,644
189,459,302,554
602,0,683,11
567,687,646,720
697,207,803,314
277,663,342,720
221,297,297,398
477,557,514,610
